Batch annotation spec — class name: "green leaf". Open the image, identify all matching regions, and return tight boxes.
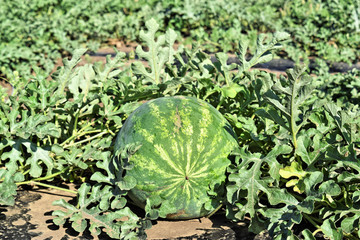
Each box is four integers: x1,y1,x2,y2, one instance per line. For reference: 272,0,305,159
262,65,316,151
54,48,88,95
341,214,359,234
144,195,177,220
321,219,343,240
23,114,51,138
68,64,96,102
237,32,290,75
36,122,61,139
58,147,88,170
1,139,24,173
264,205,302,239
117,175,137,191
256,108,290,132
90,152,122,185
213,52,237,85
331,192,360,234
318,180,341,196
303,171,323,196
326,144,360,173
295,130,330,166
94,50,126,83
132,18,177,84
22,140,54,178
52,183,147,239
279,161,307,179
221,83,243,99
325,102,352,144
0,169,24,206
227,144,296,219
8,106,25,136
302,229,316,240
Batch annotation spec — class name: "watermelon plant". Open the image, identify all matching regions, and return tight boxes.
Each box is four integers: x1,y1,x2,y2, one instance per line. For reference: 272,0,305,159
0,18,359,240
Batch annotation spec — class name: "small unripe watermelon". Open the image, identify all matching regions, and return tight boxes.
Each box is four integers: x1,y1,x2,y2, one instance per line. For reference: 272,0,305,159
115,96,238,219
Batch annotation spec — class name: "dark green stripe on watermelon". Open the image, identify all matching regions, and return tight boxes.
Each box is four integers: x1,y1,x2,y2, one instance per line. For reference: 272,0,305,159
115,96,238,219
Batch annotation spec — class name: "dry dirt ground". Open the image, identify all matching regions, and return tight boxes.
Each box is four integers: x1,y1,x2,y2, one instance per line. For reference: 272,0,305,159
0,186,271,240
0,42,279,240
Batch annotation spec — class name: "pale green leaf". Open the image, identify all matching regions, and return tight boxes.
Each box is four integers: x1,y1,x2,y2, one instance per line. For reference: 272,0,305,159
227,145,296,219
302,229,316,240
22,140,54,178
132,18,177,84
0,169,24,206
321,219,343,240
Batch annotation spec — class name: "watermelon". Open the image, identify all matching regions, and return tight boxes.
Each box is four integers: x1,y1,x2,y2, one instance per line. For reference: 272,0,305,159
114,96,238,219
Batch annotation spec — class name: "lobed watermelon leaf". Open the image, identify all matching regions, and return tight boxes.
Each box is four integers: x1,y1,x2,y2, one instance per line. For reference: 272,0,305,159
321,219,343,240
263,205,302,239
1,139,23,173
226,144,296,221
68,64,96,103
22,140,54,178
257,65,317,154
0,169,24,206
52,183,149,239
132,18,178,84
54,48,88,97
237,32,290,75
94,50,126,83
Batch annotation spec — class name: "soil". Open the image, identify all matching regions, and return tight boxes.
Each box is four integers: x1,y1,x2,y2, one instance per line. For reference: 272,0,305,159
0,187,271,240
0,79,14,100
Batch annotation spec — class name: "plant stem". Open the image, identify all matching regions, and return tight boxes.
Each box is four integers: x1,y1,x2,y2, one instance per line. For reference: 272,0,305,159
216,97,224,110
47,135,52,145
60,129,102,147
303,213,320,229
72,110,80,136
203,90,216,101
108,128,116,136
63,131,108,148
54,113,59,144
16,166,70,185
22,169,31,176
77,117,101,134
312,228,322,236
15,166,78,194
21,181,77,195
62,121,92,146
290,80,298,150
206,203,223,218
344,232,359,240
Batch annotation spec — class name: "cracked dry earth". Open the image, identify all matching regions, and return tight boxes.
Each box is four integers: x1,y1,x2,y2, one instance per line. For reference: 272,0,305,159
0,187,271,240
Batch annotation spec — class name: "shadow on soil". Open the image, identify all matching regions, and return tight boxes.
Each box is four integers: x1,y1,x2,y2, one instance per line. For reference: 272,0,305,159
0,190,270,240
0,191,42,240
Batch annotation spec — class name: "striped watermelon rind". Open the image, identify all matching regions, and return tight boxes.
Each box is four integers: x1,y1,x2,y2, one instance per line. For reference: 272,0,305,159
115,96,238,219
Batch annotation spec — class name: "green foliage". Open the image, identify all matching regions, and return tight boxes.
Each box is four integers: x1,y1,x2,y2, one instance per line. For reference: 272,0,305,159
1,0,360,81
224,51,360,239
53,183,149,239
0,0,161,78
226,145,296,219
1,18,360,239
